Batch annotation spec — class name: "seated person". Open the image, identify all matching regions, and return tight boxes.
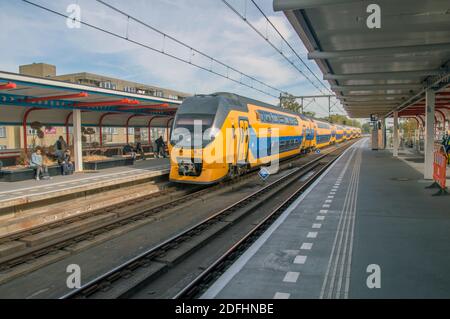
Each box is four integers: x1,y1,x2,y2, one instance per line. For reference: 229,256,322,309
30,148,48,181
60,150,74,175
123,143,136,160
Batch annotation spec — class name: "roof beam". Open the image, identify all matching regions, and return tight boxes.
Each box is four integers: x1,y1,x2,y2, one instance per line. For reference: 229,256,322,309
24,92,89,103
273,0,360,11
332,84,423,92
324,70,442,80
0,82,17,90
116,103,170,111
340,98,406,103
339,93,411,99
344,101,399,106
309,43,450,60
74,99,140,108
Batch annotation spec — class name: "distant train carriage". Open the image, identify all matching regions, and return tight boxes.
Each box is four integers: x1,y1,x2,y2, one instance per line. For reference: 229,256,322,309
343,126,352,140
330,124,337,144
335,125,345,143
169,92,360,185
314,120,332,149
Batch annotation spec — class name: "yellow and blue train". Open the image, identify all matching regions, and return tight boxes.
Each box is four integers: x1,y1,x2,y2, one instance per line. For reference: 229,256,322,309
169,93,360,184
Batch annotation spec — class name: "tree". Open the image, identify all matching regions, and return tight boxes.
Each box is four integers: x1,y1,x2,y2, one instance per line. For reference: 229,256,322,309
321,114,362,127
303,111,316,118
399,119,417,141
281,94,302,113
362,122,371,134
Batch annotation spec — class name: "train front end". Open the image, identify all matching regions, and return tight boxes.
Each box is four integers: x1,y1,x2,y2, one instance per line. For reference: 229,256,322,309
169,95,230,184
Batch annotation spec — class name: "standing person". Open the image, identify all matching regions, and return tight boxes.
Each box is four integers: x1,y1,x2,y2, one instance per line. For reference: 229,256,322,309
30,148,48,181
155,136,166,158
54,136,67,161
444,133,450,164
135,142,146,160
61,149,74,175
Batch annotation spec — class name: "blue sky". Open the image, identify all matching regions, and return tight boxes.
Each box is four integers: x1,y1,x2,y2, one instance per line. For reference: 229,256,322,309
0,0,345,117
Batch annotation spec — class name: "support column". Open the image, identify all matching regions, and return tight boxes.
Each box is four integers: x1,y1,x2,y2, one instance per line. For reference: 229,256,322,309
424,89,435,180
73,109,83,172
377,118,384,149
371,121,379,150
393,111,399,157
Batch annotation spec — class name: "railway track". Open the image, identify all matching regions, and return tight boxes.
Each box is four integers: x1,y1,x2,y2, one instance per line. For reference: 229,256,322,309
62,140,356,299
0,143,339,285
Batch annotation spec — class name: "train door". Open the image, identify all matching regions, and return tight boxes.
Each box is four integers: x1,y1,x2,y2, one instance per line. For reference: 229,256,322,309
236,118,249,164
301,125,307,152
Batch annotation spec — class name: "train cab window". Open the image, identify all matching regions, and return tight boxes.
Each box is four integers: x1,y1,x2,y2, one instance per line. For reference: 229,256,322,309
172,113,215,147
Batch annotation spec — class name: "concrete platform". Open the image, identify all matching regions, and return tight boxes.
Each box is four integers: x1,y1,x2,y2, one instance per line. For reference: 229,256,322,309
0,158,169,210
203,138,450,299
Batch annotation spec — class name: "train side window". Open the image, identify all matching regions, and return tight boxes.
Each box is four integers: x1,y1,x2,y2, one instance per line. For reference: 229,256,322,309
272,114,279,124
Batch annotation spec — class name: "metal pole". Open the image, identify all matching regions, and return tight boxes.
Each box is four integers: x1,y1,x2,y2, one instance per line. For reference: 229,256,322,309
393,111,399,157
328,96,331,122
73,109,83,172
424,89,435,180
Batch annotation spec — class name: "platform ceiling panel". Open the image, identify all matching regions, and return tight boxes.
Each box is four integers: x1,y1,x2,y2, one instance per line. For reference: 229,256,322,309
274,0,450,118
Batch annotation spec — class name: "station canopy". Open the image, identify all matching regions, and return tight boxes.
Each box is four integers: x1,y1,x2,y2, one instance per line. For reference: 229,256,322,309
0,71,182,128
274,0,450,119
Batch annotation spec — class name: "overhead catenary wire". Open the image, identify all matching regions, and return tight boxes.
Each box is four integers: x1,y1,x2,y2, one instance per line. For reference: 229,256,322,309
221,0,332,96
22,0,288,99
221,0,347,116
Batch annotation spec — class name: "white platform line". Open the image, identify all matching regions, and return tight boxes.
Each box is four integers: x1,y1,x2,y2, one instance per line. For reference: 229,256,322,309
274,292,290,299
283,272,300,283
307,232,318,238
294,255,307,264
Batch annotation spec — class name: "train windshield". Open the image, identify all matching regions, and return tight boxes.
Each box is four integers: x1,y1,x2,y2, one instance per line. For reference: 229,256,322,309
171,114,216,148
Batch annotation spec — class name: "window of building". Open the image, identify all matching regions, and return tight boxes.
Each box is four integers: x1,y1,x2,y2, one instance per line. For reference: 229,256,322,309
62,127,74,134
100,82,117,90
0,145,7,150
102,127,118,135
0,127,6,138
27,127,38,135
